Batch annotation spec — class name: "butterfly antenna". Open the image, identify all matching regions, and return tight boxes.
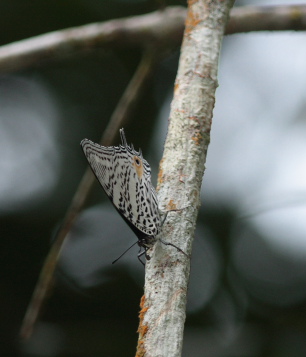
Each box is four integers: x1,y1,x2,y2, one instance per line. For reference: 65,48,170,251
120,128,127,147
112,241,139,264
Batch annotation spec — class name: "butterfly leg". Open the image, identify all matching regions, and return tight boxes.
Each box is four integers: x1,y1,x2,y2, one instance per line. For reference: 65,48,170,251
159,210,189,258
160,208,186,227
137,252,145,266
161,211,169,226
137,247,150,266
159,238,189,258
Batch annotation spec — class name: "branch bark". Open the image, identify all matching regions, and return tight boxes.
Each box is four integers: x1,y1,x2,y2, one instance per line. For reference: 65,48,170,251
1,5,306,73
136,1,234,356
226,4,306,34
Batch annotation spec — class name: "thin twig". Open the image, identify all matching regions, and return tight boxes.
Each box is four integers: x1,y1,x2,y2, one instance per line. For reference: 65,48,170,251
1,5,306,73
20,50,158,340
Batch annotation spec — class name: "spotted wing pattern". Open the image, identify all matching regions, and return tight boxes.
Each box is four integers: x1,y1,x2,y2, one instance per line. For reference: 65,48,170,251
81,129,161,240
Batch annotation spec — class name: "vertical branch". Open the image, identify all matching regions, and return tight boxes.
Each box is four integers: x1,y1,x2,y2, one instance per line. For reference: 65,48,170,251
136,1,234,356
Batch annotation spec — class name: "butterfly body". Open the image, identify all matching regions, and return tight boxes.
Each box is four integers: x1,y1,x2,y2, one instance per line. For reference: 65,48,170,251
81,129,161,262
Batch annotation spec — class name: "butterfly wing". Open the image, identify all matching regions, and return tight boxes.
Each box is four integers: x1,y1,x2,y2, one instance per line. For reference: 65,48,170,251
81,134,160,239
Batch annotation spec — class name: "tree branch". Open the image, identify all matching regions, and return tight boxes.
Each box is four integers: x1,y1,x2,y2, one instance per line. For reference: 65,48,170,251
0,7,186,73
226,4,306,34
135,0,234,356
0,5,306,73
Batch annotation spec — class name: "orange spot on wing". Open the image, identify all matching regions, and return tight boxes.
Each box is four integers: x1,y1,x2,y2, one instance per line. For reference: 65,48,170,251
133,156,144,178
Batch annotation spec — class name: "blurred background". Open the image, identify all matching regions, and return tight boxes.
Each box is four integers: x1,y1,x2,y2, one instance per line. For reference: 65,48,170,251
1,0,306,356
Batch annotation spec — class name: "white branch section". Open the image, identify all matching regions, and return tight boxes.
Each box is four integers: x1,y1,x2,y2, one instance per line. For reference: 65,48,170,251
136,1,234,356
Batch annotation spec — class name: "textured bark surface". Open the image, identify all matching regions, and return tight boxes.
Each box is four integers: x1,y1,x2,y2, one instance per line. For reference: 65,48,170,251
136,1,234,356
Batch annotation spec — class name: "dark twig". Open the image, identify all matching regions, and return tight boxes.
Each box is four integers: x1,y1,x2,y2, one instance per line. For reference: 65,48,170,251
20,50,157,340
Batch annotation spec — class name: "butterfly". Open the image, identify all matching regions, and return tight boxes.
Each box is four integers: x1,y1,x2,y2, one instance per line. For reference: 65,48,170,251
81,129,187,264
